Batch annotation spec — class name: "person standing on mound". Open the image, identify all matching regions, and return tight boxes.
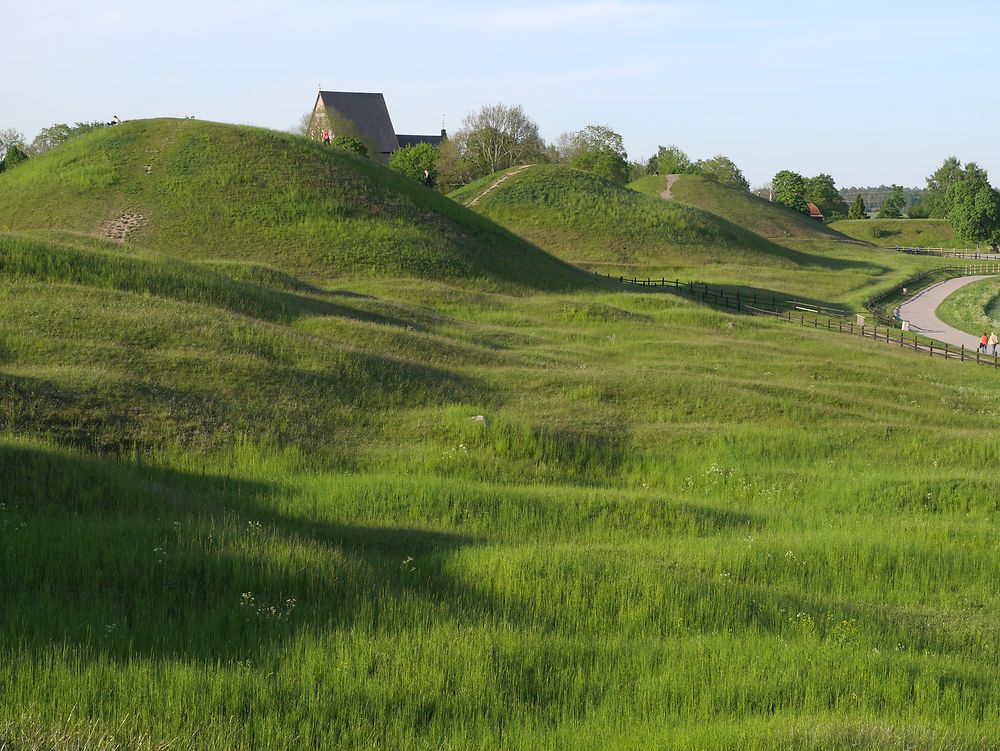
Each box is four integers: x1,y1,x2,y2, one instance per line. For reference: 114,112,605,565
990,332,998,356
322,129,331,145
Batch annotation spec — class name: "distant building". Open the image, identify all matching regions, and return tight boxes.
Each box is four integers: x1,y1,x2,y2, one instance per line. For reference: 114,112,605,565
806,202,824,221
308,90,445,163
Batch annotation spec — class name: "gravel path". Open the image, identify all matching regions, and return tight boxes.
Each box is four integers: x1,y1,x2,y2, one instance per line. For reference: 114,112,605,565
895,275,995,350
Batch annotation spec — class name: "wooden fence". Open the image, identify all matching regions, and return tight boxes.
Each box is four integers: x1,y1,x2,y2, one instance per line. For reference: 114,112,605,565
890,245,1000,260
599,266,1000,368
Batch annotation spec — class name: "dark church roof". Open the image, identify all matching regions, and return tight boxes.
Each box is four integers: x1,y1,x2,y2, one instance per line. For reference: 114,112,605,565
396,133,445,149
317,91,399,155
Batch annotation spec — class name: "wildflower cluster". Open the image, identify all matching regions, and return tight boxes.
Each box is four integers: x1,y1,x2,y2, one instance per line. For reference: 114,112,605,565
239,592,297,620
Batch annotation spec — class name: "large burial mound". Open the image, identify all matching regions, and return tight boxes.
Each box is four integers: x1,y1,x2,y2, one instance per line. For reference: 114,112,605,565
451,165,824,272
0,119,586,290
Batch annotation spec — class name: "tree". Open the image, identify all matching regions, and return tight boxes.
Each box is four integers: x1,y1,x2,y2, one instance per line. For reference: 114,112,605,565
946,179,1000,250
878,184,906,218
389,142,438,185
922,157,989,218
772,170,808,213
27,122,103,155
0,128,25,162
558,124,629,184
804,174,849,220
847,193,868,220
292,111,313,136
654,144,693,175
0,144,28,172
454,103,544,178
330,136,368,158
694,155,749,190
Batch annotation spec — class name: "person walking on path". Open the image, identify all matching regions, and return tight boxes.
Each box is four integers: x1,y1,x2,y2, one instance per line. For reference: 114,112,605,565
980,333,989,353
990,332,998,356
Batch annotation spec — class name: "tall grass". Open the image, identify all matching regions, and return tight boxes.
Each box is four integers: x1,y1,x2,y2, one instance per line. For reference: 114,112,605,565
2,239,1000,747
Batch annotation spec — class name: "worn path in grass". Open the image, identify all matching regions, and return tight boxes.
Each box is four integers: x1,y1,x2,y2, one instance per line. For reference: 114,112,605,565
658,173,680,200
896,275,994,349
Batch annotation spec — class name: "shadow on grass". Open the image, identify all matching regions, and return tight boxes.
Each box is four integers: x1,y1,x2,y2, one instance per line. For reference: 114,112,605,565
0,442,500,663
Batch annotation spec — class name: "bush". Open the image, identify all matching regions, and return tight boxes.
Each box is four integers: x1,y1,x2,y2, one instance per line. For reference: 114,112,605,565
389,143,438,185
330,136,368,158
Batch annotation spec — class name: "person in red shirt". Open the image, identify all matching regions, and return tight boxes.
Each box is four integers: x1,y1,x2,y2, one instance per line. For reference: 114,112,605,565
980,333,989,353
322,129,331,145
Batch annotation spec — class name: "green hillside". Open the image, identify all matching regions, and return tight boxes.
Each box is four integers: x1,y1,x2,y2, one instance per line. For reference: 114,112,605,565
830,218,961,249
3,232,999,748
2,129,998,750
451,166,804,267
651,174,850,243
455,166,936,308
0,119,586,290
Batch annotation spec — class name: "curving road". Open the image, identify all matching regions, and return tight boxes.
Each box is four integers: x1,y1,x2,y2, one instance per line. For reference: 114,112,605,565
894,275,995,350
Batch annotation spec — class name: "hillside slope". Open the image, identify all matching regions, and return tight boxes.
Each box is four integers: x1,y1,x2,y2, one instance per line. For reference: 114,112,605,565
452,165,825,270
0,119,587,289
452,165,937,306
830,218,961,249
633,174,852,243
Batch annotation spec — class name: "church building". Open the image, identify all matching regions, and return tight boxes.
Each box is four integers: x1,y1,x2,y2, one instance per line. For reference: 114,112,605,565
308,90,445,163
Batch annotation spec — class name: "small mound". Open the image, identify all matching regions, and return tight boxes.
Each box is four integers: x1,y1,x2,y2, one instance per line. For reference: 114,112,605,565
829,218,959,249
0,119,586,290
452,165,816,270
648,174,849,242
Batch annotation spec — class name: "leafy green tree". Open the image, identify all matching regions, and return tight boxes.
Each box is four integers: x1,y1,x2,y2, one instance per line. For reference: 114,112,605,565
454,103,544,179
28,122,104,155
847,193,868,219
946,179,1000,250
923,157,989,218
693,155,749,190
571,149,630,184
0,144,28,172
654,144,693,175
772,170,808,213
804,174,849,220
0,128,25,163
389,142,438,185
556,125,630,183
628,159,650,182
878,184,906,218
330,136,368,158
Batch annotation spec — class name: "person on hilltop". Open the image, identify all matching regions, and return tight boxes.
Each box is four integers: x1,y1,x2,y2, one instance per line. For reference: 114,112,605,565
979,333,989,353
990,332,998,356
322,129,331,145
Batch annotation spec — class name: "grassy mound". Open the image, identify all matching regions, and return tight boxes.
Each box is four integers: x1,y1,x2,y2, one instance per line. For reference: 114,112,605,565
452,165,832,271
452,166,939,307
637,174,850,243
0,119,586,289
830,218,961,249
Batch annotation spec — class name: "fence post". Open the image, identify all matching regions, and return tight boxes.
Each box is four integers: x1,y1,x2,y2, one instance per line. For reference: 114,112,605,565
945,343,949,360
961,345,964,362
977,349,980,365
930,343,933,357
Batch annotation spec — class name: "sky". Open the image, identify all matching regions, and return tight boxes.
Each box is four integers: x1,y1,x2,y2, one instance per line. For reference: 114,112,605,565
3,0,998,188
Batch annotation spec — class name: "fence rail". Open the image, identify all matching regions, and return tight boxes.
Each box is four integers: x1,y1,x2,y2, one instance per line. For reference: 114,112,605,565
599,267,1000,369
890,245,1000,260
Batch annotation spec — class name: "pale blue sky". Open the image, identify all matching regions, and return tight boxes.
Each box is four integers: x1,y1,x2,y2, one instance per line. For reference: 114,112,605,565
4,0,997,188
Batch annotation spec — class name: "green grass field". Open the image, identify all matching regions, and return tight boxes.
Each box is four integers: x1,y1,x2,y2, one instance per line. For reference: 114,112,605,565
830,219,961,250
1,123,998,750
935,275,1000,336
